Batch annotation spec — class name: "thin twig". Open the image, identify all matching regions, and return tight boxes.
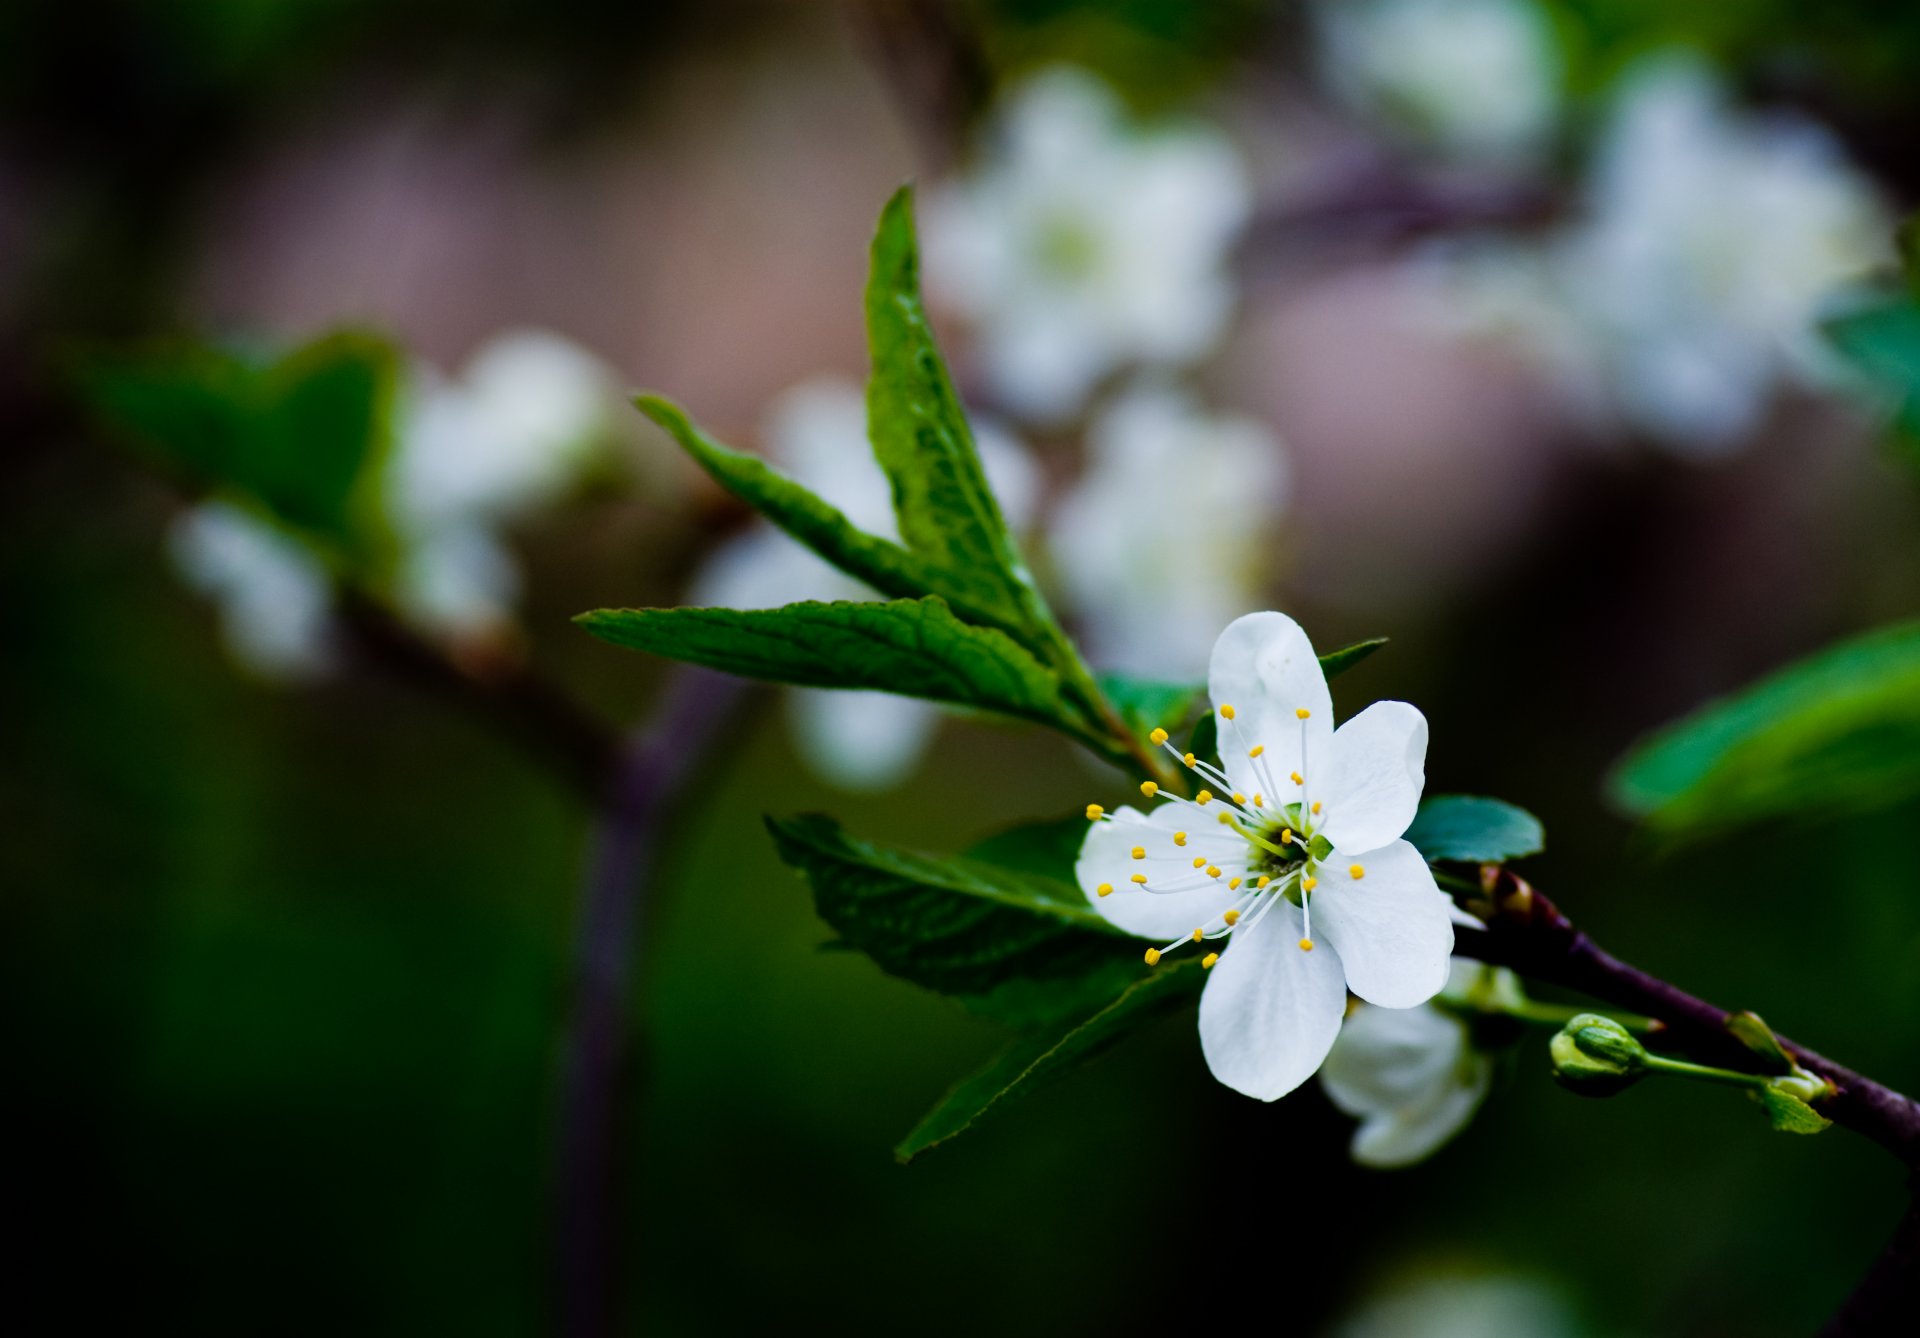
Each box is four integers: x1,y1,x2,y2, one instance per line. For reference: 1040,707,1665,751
552,667,747,1338
1451,868,1920,1336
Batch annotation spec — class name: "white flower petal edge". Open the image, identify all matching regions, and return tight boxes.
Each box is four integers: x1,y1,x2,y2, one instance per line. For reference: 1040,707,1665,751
1081,610,1454,1101
1311,840,1453,1008
1321,993,1491,1168
1199,897,1348,1101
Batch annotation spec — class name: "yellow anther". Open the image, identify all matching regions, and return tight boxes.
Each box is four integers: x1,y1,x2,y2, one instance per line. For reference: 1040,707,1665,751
1096,883,1113,897
1202,952,1220,969
1224,909,1241,925
1206,865,1222,879
1350,863,1365,879
1131,846,1146,860
1298,938,1315,951
1192,857,1207,869
1086,804,1105,820
1256,876,1271,888
1312,801,1323,814
1144,948,1162,966
1182,752,1197,767
1217,812,1233,825
1149,728,1169,746
1228,877,1242,890
1295,708,1311,720
1196,790,1213,805
1173,831,1188,846
1140,781,1159,798
1191,928,1205,943
1280,828,1293,844
1220,704,1236,720
1290,772,1303,785
1303,876,1318,890
1254,794,1265,808
1232,792,1247,805
1131,873,1148,885
1248,744,1265,758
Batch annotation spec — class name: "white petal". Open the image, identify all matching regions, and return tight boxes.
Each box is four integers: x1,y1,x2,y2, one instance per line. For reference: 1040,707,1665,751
1313,839,1454,1008
1321,999,1469,1117
1206,612,1332,797
790,689,937,791
1198,898,1347,1100
1350,1054,1491,1169
1076,805,1243,939
1319,701,1428,853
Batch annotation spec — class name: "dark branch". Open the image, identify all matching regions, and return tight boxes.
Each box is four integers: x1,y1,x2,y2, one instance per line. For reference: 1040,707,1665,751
1451,868,1920,1168
552,667,747,1338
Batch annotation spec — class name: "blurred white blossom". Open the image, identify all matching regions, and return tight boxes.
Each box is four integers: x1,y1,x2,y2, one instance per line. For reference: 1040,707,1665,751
388,329,616,636
1050,385,1288,679
1559,57,1887,450
172,328,619,675
923,67,1252,423
1316,0,1561,162
1416,56,1887,455
694,376,1037,790
1328,1269,1590,1338
169,501,335,679
1320,959,1507,1167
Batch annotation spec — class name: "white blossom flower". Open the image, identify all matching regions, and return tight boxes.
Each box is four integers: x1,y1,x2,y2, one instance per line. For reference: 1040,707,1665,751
168,501,335,679
1050,385,1288,679
1315,0,1561,162
387,328,616,636
1555,57,1887,451
1075,611,1454,1100
1321,958,1514,1167
693,376,1037,790
923,67,1253,423
1331,1268,1590,1338
1417,55,1887,455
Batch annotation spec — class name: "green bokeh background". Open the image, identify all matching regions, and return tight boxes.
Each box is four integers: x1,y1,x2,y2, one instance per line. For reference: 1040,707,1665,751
6,2,1920,1334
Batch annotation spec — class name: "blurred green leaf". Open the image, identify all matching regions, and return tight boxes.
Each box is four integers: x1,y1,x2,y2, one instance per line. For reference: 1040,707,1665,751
81,331,398,559
636,393,1032,636
865,186,1050,642
766,813,1142,1026
1609,621,1920,836
1753,1085,1833,1135
1406,795,1545,864
896,961,1204,1162
965,814,1089,883
1097,675,1204,740
1319,637,1388,680
576,597,1076,731
1826,299,1920,446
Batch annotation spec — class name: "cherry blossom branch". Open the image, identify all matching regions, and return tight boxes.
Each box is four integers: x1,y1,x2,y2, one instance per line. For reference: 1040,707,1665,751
553,667,744,1338
1451,868,1920,1166
1451,868,1920,1337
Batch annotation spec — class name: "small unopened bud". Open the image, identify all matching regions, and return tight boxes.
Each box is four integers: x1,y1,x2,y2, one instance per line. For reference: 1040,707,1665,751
1550,1014,1649,1097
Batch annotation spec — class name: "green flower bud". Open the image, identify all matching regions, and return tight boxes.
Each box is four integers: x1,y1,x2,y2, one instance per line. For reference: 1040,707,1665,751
1550,1013,1650,1097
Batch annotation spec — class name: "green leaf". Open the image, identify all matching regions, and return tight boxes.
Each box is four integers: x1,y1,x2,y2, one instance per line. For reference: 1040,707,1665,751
865,186,1043,634
766,813,1145,1026
964,815,1089,883
635,393,1024,633
1097,675,1205,740
1406,795,1545,864
1609,620,1920,836
1319,636,1388,680
1726,1011,1795,1076
1827,299,1920,445
81,331,398,558
896,961,1205,1162
1753,1085,1833,1135
575,597,1075,731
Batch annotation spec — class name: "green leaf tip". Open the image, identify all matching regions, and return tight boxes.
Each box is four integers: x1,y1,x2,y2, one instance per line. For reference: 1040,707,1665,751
1406,795,1544,865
